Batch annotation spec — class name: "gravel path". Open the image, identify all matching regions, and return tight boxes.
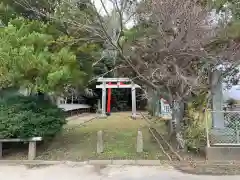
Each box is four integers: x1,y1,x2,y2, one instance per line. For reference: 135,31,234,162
0,164,239,180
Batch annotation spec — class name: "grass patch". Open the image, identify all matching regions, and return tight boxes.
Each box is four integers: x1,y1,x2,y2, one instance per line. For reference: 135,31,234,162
3,113,164,160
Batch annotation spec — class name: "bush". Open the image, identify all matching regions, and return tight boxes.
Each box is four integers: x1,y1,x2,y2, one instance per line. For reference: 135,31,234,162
184,122,206,152
183,103,207,153
0,94,66,139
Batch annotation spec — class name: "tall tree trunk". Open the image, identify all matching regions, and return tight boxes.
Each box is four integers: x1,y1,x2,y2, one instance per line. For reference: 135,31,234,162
170,100,185,149
147,88,155,116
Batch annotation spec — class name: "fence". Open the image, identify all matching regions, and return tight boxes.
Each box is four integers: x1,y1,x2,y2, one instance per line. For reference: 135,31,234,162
206,110,240,146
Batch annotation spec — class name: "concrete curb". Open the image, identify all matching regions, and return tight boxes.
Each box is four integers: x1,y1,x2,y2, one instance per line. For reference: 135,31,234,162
0,160,62,165
0,160,167,166
1,160,240,166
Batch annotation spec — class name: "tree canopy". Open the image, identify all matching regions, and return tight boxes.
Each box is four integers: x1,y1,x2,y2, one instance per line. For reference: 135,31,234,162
0,0,59,22
0,0,105,97
0,18,85,94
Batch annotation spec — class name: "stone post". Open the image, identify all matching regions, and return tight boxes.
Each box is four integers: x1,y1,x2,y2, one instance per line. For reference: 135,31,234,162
136,130,143,153
97,130,104,153
28,141,36,160
0,142,2,158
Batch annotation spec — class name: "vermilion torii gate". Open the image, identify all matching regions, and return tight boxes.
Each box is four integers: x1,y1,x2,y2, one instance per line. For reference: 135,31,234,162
96,78,140,119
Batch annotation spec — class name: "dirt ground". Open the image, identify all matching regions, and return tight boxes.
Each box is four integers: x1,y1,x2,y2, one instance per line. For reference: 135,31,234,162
0,164,240,180
66,113,97,125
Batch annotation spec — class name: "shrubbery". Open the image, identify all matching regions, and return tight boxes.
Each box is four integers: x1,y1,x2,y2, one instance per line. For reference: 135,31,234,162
0,94,66,139
184,121,206,152
183,105,206,153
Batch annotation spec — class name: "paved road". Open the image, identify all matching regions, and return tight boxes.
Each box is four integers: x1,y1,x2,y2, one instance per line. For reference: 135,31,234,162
0,164,239,180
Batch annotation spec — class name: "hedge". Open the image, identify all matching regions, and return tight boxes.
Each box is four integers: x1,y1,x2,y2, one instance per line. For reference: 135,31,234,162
0,94,66,139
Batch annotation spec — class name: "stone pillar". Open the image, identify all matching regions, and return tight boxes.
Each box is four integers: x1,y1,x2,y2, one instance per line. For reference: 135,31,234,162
211,70,224,129
97,130,104,153
28,141,36,160
136,130,143,152
0,142,2,158
101,82,107,117
131,83,137,119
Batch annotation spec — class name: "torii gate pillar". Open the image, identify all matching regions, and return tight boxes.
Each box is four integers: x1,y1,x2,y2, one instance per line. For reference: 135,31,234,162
101,82,107,118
